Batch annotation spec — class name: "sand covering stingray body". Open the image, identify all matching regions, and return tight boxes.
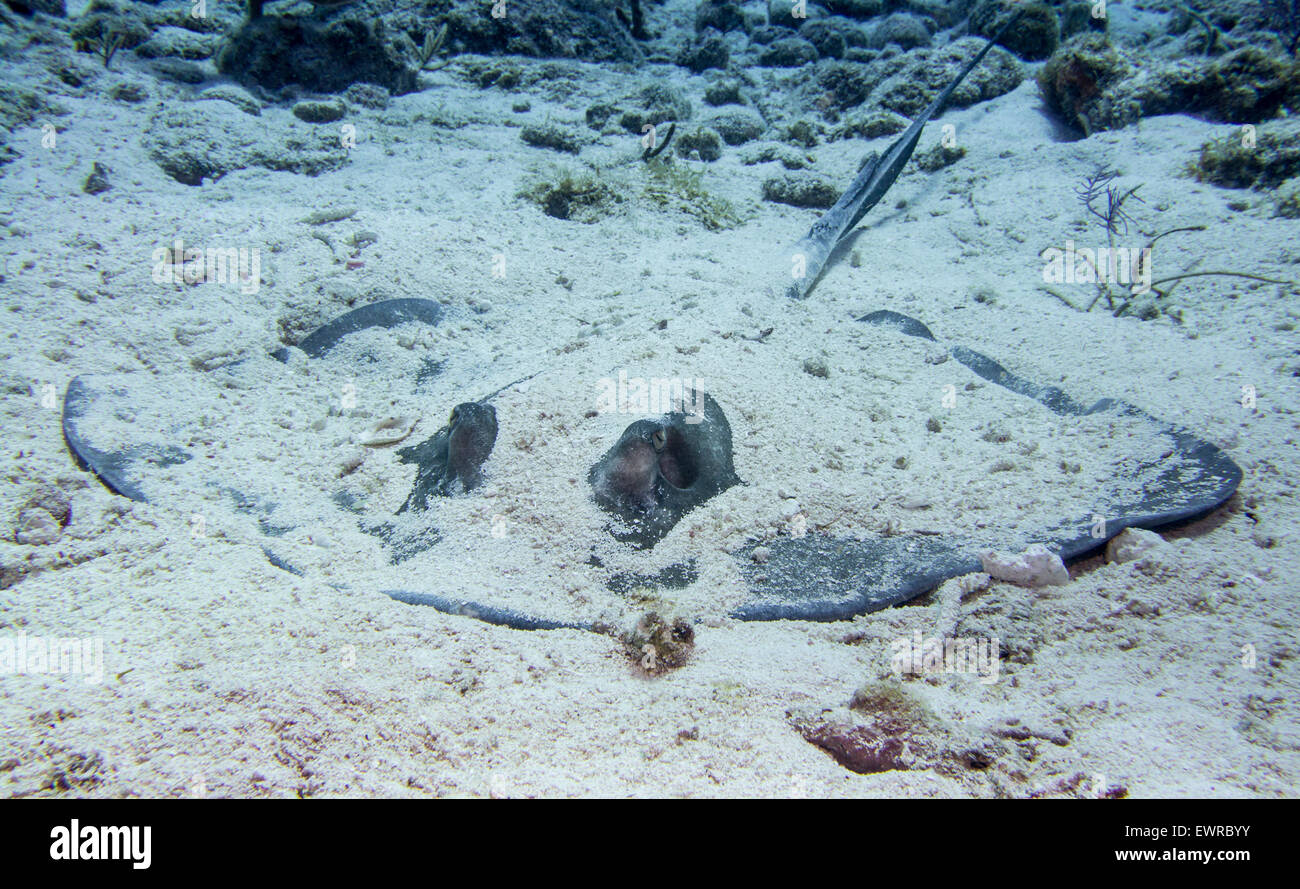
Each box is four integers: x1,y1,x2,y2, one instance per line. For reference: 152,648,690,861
63,300,1240,630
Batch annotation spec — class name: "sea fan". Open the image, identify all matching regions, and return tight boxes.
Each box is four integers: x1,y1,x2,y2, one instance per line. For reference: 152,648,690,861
1076,169,1143,237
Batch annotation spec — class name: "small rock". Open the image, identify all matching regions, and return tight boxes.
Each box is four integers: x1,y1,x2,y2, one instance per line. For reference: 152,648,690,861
342,82,391,110
792,681,1007,776
822,0,883,18
913,143,966,172
834,109,908,140
767,0,826,29
704,80,744,106
866,12,932,50
1106,527,1165,564
134,26,219,62
760,37,820,67
293,100,347,124
70,11,150,52
706,107,766,144
585,102,617,129
762,172,839,208
676,35,730,73
802,355,830,378
82,162,110,195
520,122,583,154
1273,178,1300,219
971,0,1059,60
739,142,810,169
108,81,148,104
981,544,1069,587
696,0,746,33
750,24,795,45
301,207,356,225
676,126,724,161
152,58,207,85
15,508,62,545
14,485,71,546
53,59,95,88
198,84,262,116
782,118,819,148
625,84,692,130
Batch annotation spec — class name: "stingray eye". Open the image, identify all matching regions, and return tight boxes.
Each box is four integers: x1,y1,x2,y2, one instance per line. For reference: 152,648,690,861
651,428,667,451
449,406,460,426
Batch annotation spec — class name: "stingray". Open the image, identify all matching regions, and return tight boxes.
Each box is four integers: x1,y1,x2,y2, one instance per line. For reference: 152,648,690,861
59,16,1240,630
62,297,1240,629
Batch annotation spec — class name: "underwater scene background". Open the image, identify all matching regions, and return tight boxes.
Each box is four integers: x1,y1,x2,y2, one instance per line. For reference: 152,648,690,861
0,0,1297,798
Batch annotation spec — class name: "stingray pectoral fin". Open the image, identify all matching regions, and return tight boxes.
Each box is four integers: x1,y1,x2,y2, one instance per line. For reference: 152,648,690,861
274,298,444,361
733,311,1241,623
864,310,1242,531
732,310,1243,623
396,426,453,512
733,534,980,621
62,374,193,503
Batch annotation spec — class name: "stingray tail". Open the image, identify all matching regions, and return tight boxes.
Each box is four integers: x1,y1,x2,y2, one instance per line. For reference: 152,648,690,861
780,11,1024,300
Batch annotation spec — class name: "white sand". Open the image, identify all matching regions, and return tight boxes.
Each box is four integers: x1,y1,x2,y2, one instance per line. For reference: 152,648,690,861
1,15,1298,797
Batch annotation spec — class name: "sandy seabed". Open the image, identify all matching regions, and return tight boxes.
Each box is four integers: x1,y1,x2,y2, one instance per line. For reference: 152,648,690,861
1,8,1298,798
